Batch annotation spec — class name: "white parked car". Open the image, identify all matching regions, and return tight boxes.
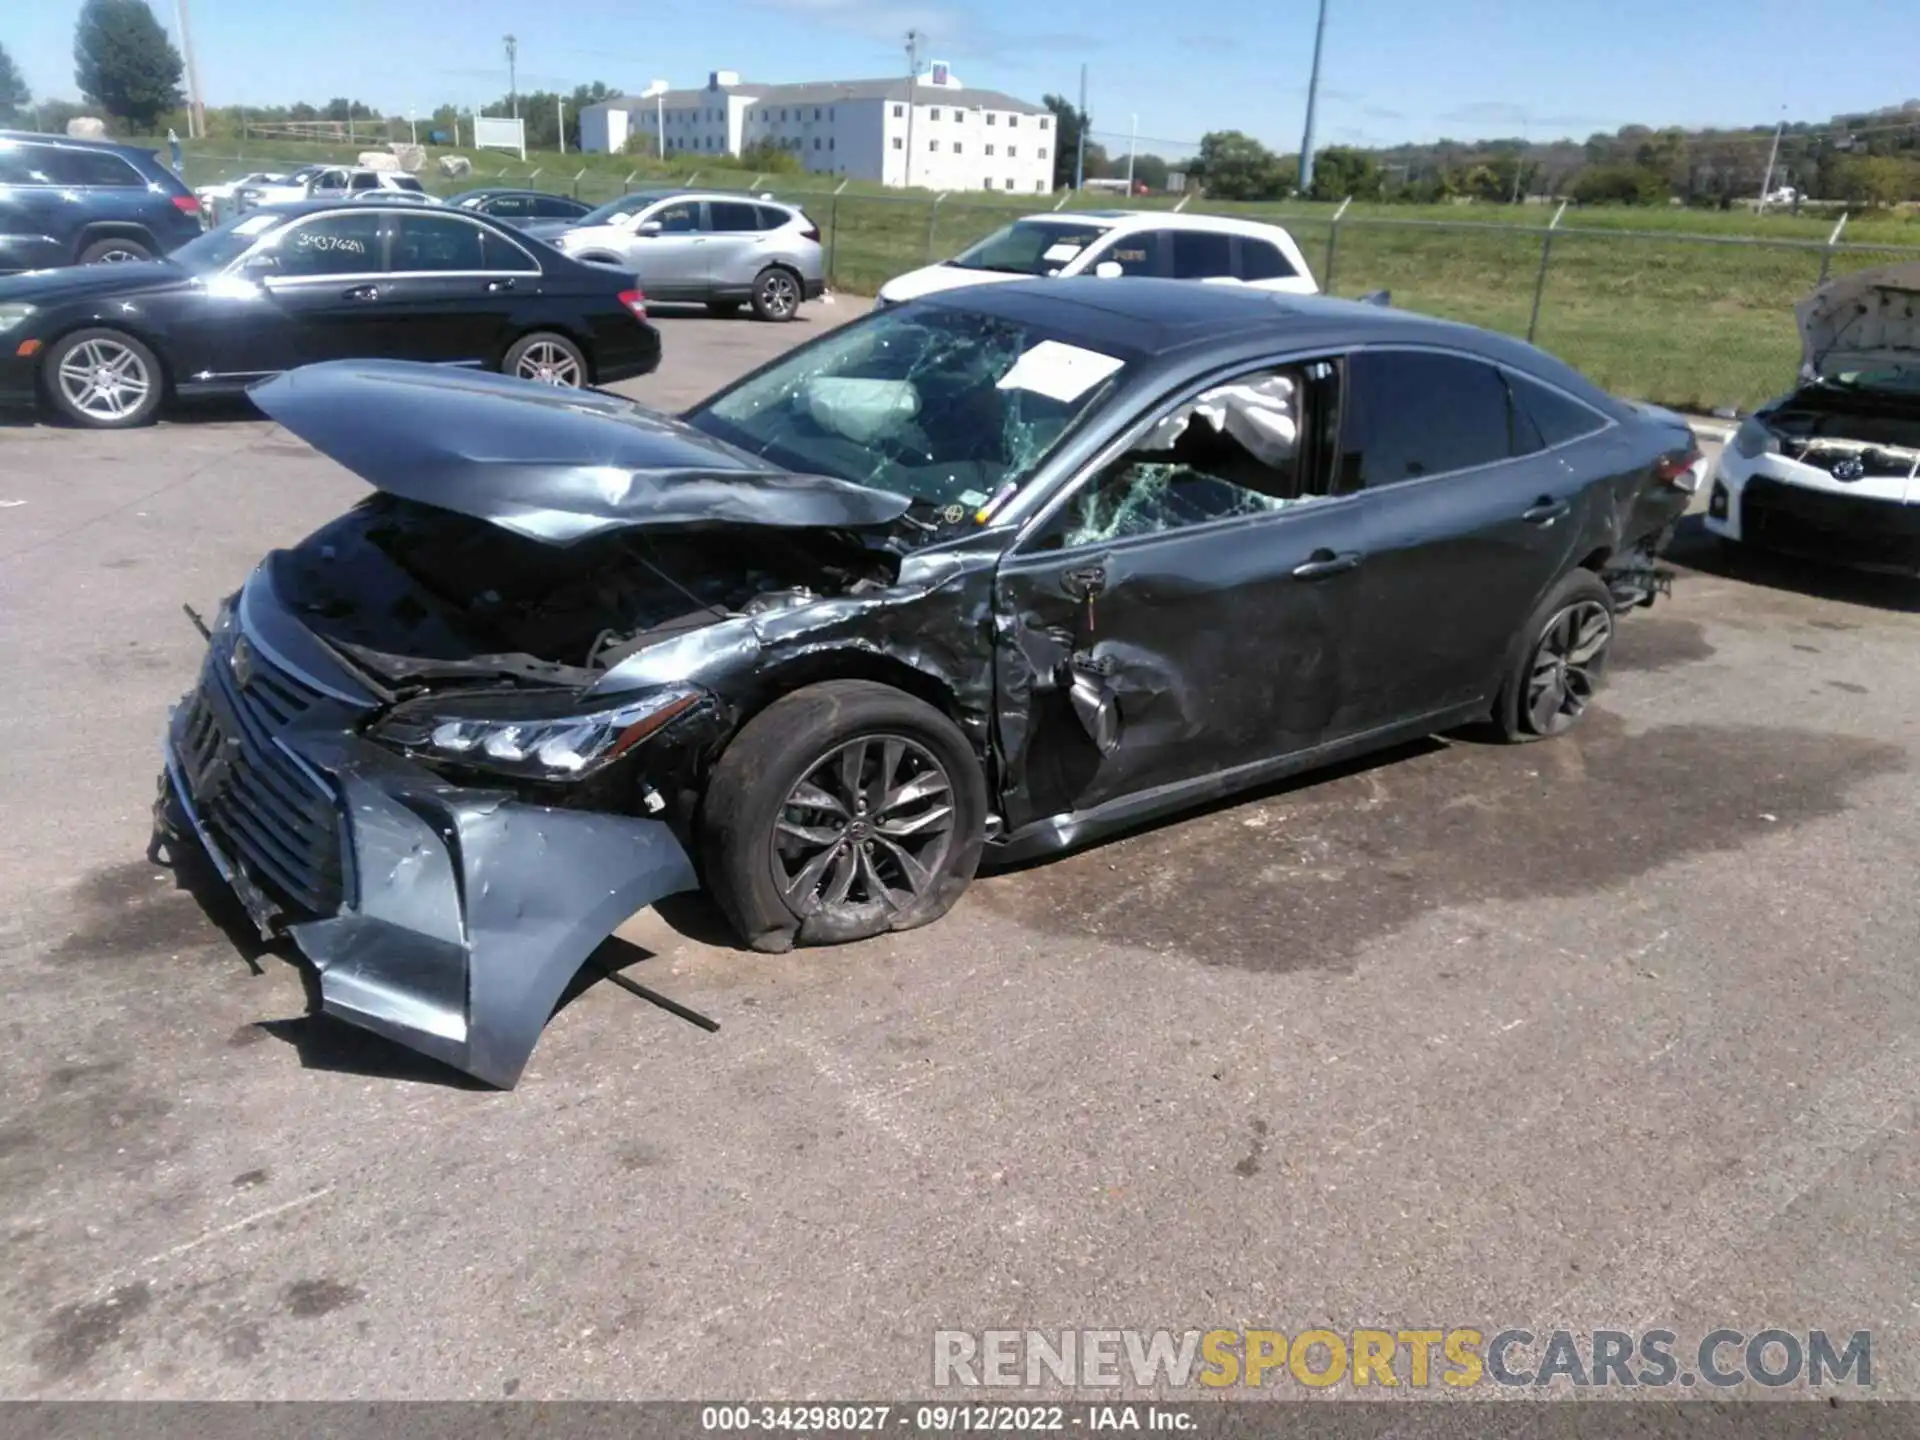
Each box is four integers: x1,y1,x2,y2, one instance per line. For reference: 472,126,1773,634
1705,261,1920,575
877,211,1318,306
236,166,431,211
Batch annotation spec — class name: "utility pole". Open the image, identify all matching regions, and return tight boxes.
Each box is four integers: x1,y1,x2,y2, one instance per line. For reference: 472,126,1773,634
1297,0,1330,195
1073,63,1087,190
903,29,921,188
1758,106,1785,211
558,97,567,155
504,35,519,119
174,0,204,138
1126,112,1137,192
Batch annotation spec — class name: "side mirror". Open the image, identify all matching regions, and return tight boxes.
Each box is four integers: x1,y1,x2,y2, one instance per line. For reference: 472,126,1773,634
240,250,280,274
1093,261,1123,280
636,220,663,237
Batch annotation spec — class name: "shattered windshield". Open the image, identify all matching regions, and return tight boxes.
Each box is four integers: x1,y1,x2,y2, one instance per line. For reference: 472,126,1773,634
685,306,1130,520
948,220,1110,275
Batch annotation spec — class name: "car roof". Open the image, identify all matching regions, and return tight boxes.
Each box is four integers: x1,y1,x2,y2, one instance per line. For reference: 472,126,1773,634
920,276,1611,396
0,128,156,157
247,198,482,221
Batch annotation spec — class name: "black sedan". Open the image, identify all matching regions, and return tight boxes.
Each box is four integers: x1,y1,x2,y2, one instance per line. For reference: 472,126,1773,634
444,187,594,228
153,280,1698,1086
0,199,660,427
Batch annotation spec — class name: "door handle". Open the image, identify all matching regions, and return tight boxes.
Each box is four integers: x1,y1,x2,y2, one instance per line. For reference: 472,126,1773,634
486,278,515,292
1291,549,1363,580
1061,564,1107,599
1522,497,1571,525
341,285,380,301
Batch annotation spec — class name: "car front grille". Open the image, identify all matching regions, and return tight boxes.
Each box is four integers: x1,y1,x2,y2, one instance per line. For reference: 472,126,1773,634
175,627,347,918
1741,477,1920,573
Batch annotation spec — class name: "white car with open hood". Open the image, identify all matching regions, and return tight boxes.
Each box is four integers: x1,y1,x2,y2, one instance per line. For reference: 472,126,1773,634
876,211,1318,306
1706,262,1920,574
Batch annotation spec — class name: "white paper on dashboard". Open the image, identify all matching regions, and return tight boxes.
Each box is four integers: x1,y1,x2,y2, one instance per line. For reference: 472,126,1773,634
995,340,1125,403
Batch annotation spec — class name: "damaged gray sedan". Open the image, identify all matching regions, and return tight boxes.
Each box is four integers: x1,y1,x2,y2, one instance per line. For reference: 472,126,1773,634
154,278,1700,1087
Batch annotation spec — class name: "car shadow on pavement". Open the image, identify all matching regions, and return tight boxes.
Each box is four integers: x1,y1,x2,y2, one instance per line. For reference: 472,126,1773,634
1665,515,1920,614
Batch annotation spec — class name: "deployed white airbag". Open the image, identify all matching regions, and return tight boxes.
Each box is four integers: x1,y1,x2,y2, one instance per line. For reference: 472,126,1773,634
800,377,921,445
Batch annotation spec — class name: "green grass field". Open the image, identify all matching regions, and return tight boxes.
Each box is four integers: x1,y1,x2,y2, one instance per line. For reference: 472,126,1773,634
181,137,1920,412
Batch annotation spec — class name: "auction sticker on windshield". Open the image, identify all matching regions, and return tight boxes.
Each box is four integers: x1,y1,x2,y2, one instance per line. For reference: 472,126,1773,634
996,340,1125,404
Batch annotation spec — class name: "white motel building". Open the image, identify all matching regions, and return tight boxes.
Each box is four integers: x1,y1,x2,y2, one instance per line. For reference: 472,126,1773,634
578,66,1057,194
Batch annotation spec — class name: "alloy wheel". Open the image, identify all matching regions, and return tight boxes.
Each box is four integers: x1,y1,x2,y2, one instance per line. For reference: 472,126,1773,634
515,341,582,387
56,338,153,422
1525,599,1612,735
91,246,144,264
759,271,799,319
770,734,956,918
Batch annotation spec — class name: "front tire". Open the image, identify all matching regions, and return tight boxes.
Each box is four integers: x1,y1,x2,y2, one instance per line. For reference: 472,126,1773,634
42,327,164,428
1493,569,1616,742
749,265,803,322
700,680,989,952
78,237,153,265
502,331,587,387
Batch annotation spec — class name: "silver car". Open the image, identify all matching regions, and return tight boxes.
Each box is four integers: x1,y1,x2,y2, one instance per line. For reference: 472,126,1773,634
539,190,824,321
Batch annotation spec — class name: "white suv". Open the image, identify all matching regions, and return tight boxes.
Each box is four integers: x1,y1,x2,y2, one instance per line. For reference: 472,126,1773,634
237,166,431,211
877,210,1318,305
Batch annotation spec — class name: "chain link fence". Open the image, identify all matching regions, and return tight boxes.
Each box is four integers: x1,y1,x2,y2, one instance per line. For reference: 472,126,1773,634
180,151,1920,414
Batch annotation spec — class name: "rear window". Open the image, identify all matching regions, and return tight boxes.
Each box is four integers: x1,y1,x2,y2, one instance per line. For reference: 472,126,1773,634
391,176,425,193
1509,372,1608,447
40,146,146,187
757,205,793,230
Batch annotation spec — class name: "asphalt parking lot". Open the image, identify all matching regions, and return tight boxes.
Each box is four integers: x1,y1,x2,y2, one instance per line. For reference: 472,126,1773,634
4,301,1920,1401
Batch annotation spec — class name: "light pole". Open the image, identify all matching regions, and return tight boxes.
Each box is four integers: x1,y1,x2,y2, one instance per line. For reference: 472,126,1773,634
1297,0,1330,196
903,29,921,188
1073,63,1087,190
1126,112,1137,192
504,35,519,120
173,0,204,139
1758,105,1786,212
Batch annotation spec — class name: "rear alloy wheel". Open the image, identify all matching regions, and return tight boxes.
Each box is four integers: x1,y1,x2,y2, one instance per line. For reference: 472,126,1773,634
503,331,586,387
701,680,989,952
1494,569,1616,741
750,266,802,322
78,237,153,265
44,328,163,428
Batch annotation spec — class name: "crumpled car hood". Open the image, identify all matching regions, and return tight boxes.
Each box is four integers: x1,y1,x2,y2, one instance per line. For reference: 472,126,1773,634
249,360,913,544
1798,261,1920,380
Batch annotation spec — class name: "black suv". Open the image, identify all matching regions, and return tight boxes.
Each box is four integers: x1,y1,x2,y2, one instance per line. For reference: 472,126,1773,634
0,131,204,272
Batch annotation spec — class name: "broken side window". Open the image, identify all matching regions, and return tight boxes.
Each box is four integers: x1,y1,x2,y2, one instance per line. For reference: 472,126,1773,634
1038,370,1321,549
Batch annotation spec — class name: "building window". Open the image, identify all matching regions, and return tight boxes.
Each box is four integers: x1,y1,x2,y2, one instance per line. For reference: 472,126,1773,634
984,177,993,189
953,142,963,154
1004,178,1014,190
892,137,903,150
893,104,903,117
829,108,835,120
813,137,821,150
828,137,835,151
780,109,788,120
930,108,941,120
1039,147,1048,159
1039,116,1050,129
1009,115,1020,127
929,139,939,152
814,107,822,120
986,113,997,125
1008,145,1017,157
985,143,995,156
1036,180,1046,191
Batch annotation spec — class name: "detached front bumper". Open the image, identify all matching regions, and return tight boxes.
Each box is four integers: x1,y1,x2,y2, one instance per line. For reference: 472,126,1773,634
155,581,699,1089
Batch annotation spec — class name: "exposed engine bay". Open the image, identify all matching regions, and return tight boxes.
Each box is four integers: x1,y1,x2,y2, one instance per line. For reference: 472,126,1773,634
273,495,898,679
1758,384,1920,481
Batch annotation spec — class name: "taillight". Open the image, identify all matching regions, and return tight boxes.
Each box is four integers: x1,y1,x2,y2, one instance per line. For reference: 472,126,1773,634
800,225,821,243
1656,445,1706,493
618,288,648,319
171,194,201,215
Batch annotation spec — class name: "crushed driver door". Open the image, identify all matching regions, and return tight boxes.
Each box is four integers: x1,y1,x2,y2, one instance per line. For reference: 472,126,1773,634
992,361,1368,831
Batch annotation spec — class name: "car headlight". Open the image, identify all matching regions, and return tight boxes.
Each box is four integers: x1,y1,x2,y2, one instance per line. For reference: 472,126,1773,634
0,303,36,334
1732,416,1780,460
372,686,702,781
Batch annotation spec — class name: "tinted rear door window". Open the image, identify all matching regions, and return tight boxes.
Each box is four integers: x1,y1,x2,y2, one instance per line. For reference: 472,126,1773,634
391,214,488,270
534,195,586,218
1170,230,1233,279
45,147,144,187
1236,238,1295,281
708,201,764,232
1104,230,1166,276
276,213,386,276
756,205,792,230
1339,350,1517,489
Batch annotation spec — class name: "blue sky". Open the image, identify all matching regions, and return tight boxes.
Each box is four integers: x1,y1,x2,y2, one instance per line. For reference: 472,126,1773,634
9,0,1915,157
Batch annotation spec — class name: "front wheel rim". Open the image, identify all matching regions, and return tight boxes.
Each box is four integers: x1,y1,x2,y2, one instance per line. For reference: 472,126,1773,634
770,734,956,919
1525,599,1612,735
56,338,152,420
93,247,143,263
515,340,581,386
761,273,798,317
